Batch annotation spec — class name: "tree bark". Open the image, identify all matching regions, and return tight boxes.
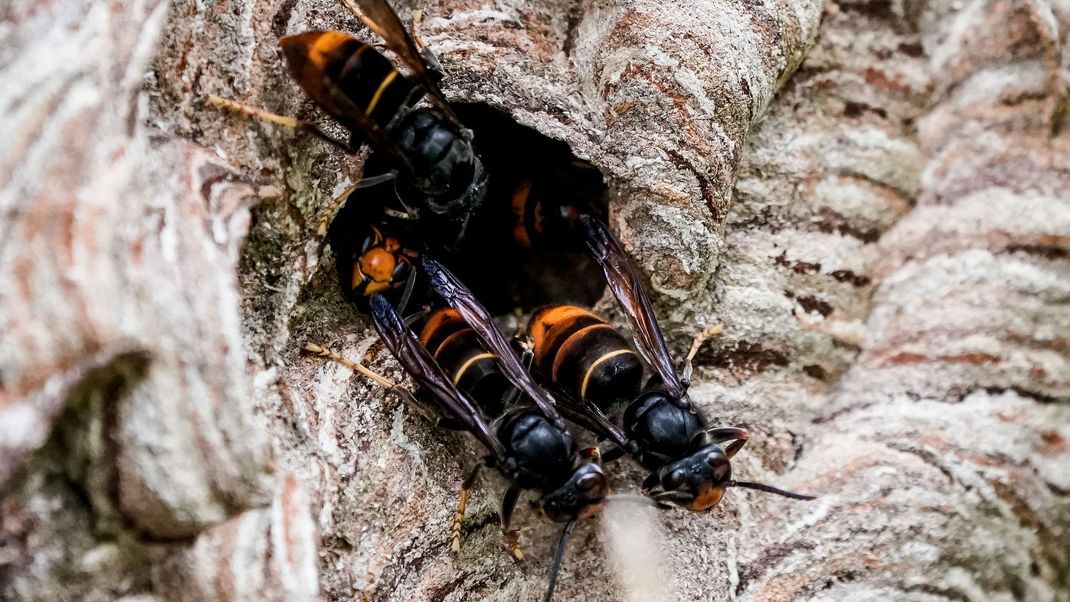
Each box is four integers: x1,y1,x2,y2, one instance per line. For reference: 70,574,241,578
2,0,1068,601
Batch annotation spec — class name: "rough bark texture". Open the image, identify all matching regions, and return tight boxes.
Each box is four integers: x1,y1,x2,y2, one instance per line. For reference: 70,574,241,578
1,0,1068,601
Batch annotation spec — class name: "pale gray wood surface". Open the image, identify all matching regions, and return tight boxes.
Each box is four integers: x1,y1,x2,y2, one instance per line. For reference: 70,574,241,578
2,0,1068,600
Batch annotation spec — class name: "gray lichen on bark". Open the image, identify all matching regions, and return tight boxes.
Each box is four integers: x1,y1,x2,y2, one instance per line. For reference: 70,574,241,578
2,0,1069,601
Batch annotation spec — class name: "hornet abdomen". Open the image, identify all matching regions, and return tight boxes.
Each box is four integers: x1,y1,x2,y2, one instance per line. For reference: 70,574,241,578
419,308,511,418
281,31,418,132
527,305,642,408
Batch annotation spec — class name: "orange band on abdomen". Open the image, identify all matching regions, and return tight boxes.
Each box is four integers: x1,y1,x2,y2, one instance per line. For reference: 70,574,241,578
550,323,616,382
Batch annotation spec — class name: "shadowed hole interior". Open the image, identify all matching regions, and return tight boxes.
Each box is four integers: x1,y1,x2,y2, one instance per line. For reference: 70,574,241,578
358,102,609,316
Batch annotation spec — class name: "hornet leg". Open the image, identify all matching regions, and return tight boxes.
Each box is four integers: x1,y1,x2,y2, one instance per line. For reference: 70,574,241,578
577,446,602,467
451,462,483,555
315,172,399,236
206,95,357,154
650,490,695,509
316,184,359,237
314,173,402,237
409,10,446,81
303,342,443,424
500,485,524,562
396,267,420,316
640,471,660,495
402,304,432,328
640,472,675,510
706,426,749,458
681,324,725,386
338,0,389,39
501,346,535,408
600,447,627,464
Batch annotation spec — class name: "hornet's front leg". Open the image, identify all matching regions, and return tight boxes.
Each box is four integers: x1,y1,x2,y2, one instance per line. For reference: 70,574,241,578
680,324,725,386
207,95,359,155
303,342,455,427
686,426,748,457
410,11,444,78
706,426,748,458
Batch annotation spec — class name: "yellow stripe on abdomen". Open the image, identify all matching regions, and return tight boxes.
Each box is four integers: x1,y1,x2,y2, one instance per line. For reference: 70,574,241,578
550,323,615,381
453,353,495,386
365,70,398,116
580,349,637,401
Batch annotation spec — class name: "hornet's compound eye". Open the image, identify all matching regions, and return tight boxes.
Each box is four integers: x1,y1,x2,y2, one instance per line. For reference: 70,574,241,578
578,473,601,491
664,469,686,491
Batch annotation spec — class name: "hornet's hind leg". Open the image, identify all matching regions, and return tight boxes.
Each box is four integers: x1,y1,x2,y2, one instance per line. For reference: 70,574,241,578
450,462,484,555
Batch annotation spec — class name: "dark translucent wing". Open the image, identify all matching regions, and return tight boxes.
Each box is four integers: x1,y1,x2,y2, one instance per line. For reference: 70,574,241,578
369,294,507,459
320,75,414,168
352,0,461,125
579,216,690,406
545,382,632,452
420,257,566,428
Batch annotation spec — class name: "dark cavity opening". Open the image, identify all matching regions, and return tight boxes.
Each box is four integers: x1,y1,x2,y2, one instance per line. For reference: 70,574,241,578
358,102,609,316
450,103,609,314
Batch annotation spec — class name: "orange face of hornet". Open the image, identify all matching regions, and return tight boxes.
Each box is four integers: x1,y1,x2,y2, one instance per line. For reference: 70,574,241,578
353,226,419,296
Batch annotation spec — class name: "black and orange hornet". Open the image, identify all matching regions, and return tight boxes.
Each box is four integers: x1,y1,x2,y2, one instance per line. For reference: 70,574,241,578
523,216,817,511
210,0,486,309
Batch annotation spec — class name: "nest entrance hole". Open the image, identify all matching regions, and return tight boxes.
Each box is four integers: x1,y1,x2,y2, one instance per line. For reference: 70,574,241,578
361,102,610,316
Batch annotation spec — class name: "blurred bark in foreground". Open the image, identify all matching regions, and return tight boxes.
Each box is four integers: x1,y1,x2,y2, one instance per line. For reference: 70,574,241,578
1,0,1068,600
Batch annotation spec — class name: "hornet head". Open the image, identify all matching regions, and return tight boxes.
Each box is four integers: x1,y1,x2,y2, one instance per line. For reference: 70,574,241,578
643,428,816,512
538,458,609,522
